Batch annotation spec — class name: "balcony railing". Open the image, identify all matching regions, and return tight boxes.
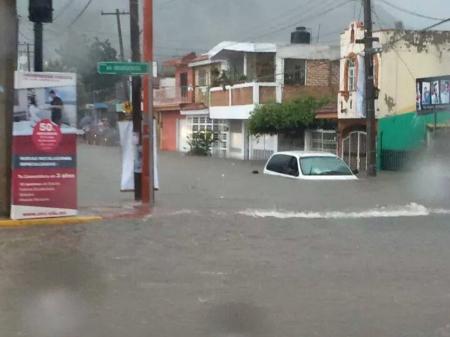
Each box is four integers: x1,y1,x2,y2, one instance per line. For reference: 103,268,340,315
209,82,277,107
153,86,191,106
194,86,210,105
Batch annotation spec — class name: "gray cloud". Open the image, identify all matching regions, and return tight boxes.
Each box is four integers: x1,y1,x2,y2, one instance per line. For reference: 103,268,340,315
17,0,450,62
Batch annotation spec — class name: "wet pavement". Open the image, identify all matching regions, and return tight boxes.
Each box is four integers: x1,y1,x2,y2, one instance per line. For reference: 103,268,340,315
1,145,450,337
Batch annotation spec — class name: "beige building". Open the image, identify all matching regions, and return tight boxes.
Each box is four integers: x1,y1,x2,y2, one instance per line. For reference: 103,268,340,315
338,21,450,171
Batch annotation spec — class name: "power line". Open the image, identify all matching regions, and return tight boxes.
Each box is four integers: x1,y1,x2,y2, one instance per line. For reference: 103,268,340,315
244,0,355,41
382,17,450,50
19,30,32,42
243,0,337,41
54,0,76,21
68,0,95,28
376,0,445,21
422,17,450,30
242,1,330,41
372,8,416,81
358,1,363,21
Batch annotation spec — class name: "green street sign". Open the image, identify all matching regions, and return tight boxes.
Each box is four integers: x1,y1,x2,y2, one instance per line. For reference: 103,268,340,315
97,62,150,75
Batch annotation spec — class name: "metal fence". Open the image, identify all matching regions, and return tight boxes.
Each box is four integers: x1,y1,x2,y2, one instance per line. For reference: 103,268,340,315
311,130,337,154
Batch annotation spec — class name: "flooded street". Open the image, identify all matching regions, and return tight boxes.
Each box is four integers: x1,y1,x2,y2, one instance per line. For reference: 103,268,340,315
1,149,450,337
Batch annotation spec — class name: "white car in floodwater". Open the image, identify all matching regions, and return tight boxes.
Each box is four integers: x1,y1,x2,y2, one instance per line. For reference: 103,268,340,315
264,151,358,181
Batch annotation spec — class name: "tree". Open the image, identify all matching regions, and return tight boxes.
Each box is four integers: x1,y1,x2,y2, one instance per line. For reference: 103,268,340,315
46,34,121,103
248,96,330,136
187,131,217,156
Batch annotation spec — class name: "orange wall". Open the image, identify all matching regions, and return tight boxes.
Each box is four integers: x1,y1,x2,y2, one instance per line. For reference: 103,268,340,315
160,111,183,151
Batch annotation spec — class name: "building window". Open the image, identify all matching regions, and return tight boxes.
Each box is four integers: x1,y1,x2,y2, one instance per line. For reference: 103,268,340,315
198,69,207,86
347,59,356,92
284,59,306,85
180,72,188,97
187,116,229,154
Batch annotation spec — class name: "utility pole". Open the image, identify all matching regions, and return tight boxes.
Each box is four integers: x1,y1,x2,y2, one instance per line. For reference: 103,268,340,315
142,0,154,205
18,43,34,71
34,22,43,71
101,9,129,101
29,0,53,71
358,0,378,176
101,9,128,62
0,0,17,216
130,0,143,201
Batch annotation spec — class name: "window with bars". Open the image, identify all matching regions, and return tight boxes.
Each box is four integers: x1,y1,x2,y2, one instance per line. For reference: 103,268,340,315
284,59,306,85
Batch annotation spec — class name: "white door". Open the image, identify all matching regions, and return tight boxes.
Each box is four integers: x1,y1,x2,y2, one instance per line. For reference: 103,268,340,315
178,118,190,153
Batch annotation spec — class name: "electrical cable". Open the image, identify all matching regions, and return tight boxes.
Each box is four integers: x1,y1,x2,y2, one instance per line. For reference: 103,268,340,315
54,0,76,21
376,0,445,21
241,0,333,41
244,0,355,41
68,0,94,28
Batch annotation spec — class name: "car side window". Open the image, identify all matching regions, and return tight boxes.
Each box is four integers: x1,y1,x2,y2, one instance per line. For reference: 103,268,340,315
266,155,286,173
266,155,299,177
286,156,299,177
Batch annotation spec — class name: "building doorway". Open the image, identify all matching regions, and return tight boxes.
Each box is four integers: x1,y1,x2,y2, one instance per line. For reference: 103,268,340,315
342,131,367,172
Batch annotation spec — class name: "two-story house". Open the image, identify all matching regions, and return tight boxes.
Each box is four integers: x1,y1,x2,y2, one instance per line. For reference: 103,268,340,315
155,29,341,159
153,52,196,151
338,21,450,171
208,34,340,160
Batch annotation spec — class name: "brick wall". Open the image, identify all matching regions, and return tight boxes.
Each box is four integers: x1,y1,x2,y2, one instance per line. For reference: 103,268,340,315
306,60,332,87
259,86,276,104
232,87,253,105
211,90,229,106
330,60,340,90
283,85,335,102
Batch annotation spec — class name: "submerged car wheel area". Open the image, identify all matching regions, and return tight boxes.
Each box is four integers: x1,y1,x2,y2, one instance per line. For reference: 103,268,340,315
264,151,358,180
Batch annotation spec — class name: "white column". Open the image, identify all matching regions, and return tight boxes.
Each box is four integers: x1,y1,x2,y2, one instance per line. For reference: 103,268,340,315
243,53,248,77
275,56,284,103
253,83,260,105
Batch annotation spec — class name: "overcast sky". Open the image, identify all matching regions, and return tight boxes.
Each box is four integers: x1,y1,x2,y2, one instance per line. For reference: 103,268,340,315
17,0,450,62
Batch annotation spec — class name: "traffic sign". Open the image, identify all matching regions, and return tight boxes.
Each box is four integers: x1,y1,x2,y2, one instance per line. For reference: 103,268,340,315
97,62,150,75
123,101,132,113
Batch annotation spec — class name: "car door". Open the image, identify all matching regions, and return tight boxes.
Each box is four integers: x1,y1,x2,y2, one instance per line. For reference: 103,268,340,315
265,154,299,178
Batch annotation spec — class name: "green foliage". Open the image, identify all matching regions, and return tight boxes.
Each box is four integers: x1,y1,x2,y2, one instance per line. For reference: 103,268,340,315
187,131,217,156
46,34,120,103
248,96,330,135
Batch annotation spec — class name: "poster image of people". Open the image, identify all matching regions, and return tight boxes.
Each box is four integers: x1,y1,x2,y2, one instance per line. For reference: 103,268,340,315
422,82,431,105
417,75,450,114
14,72,77,130
431,81,440,105
441,80,450,105
416,82,422,111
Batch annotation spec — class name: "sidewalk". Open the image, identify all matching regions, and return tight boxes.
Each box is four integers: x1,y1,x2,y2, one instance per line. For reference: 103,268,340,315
0,143,140,227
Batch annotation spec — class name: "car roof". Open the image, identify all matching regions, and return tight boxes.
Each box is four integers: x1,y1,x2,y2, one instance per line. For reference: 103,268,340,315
272,151,338,158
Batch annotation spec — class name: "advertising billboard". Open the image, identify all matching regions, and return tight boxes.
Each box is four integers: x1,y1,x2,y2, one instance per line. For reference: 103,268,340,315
416,75,450,114
11,72,78,220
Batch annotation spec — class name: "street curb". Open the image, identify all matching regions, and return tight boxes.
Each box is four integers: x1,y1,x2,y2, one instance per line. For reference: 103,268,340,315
0,216,103,228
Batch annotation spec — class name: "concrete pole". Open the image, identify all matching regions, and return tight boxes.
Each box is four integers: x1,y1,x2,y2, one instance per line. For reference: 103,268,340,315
0,0,17,216
363,0,377,176
142,0,154,205
33,22,43,71
130,0,143,201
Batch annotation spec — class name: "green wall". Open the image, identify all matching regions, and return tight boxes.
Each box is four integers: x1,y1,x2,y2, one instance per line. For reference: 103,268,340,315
378,110,450,151
377,110,450,170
